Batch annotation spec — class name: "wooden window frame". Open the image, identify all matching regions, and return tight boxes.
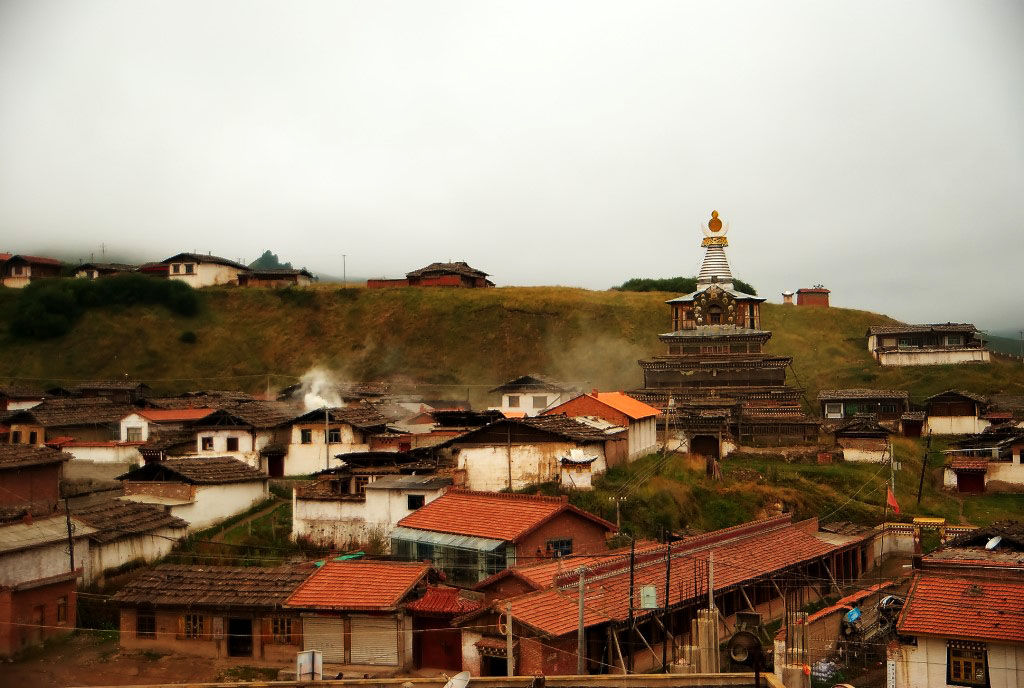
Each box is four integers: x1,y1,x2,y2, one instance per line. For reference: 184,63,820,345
547,538,573,557
200,436,214,451
507,395,520,408
947,646,988,687
136,610,156,639
300,428,313,444
183,613,205,640
271,616,292,644
327,428,342,443
56,596,68,624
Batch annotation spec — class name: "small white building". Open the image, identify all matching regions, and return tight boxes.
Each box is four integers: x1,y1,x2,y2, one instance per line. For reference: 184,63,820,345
440,415,626,492
925,390,991,436
189,404,296,471
832,415,892,463
489,375,577,417
72,500,189,585
292,474,452,549
866,324,990,367
559,449,599,490
118,456,269,532
119,408,215,443
283,407,390,476
942,436,1024,494
160,252,250,288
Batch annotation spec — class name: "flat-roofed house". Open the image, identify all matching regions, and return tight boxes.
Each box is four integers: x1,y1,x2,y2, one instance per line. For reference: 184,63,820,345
284,561,432,668
866,323,990,366
113,564,312,662
161,252,250,288
1,254,62,288
390,489,616,585
118,456,268,531
543,391,661,459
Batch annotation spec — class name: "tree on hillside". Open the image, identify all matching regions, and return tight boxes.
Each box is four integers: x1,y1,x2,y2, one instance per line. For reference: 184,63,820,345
249,250,293,270
614,276,757,295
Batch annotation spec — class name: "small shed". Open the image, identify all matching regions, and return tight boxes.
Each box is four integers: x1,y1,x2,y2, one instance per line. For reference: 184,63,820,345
832,415,892,463
559,449,600,490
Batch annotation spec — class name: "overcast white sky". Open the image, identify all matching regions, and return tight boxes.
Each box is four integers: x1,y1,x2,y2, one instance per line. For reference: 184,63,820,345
0,1,1021,328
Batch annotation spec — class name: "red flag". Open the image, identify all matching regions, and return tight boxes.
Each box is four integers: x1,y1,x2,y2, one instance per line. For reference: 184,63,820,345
886,486,901,515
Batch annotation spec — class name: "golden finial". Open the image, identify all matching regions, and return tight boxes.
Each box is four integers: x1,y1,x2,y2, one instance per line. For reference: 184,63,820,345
708,210,722,233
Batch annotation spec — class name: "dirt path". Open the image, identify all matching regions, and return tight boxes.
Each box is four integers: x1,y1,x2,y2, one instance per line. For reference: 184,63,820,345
210,498,283,543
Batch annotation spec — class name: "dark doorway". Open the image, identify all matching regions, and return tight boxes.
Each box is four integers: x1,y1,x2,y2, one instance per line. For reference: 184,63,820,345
956,472,985,494
690,435,720,460
413,618,462,670
227,618,253,657
267,454,284,478
481,655,510,676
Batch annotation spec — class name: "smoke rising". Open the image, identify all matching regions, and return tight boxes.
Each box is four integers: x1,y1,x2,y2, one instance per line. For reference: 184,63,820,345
297,367,343,412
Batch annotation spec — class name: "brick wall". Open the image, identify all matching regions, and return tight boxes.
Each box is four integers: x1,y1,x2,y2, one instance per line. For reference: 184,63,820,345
518,634,578,675
796,290,830,307
0,463,61,513
544,396,629,428
517,512,611,561
0,580,76,657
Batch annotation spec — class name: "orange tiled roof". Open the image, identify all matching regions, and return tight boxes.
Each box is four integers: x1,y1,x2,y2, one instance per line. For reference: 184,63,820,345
898,571,1024,643
406,586,482,615
468,516,844,637
138,408,215,422
593,392,661,420
396,489,616,542
475,541,662,592
284,561,429,610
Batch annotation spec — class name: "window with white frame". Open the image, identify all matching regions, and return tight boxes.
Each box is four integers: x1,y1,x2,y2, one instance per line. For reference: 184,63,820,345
824,403,844,419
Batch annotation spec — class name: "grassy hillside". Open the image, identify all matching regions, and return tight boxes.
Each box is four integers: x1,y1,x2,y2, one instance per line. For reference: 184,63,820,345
1,284,1023,405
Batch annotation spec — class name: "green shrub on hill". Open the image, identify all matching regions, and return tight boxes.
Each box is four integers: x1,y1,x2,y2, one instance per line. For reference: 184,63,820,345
615,276,758,295
9,274,199,339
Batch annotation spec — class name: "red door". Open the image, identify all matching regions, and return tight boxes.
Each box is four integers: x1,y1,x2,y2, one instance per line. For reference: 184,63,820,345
413,618,462,670
957,472,985,493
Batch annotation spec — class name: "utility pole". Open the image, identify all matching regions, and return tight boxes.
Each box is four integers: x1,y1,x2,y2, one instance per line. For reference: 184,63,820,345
505,602,514,677
324,407,331,471
627,539,635,673
708,551,714,612
342,254,347,287
506,425,513,491
64,497,75,572
577,567,586,674
916,432,932,506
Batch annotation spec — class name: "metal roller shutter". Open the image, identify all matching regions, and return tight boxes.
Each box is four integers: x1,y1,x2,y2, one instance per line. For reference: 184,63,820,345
350,616,399,665
302,616,345,663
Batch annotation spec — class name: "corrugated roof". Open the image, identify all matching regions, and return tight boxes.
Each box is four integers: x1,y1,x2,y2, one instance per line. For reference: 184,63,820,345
112,564,310,608
73,500,188,544
898,571,1024,643
0,514,96,554
7,397,134,427
0,444,72,469
284,561,430,610
470,516,844,637
396,489,615,542
866,323,979,335
118,456,266,484
817,389,909,401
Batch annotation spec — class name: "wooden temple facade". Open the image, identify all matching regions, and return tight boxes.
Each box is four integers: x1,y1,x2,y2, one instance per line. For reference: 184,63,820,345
631,211,819,457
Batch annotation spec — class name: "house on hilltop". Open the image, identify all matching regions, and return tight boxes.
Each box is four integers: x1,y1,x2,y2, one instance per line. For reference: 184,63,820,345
390,489,616,585
925,390,991,435
866,323,990,366
818,389,910,426
490,374,578,417
367,261,494,289
161,252,250,287
238,267,315,288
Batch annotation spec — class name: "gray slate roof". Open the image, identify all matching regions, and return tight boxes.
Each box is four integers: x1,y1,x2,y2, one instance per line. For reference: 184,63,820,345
818,389,909,401
0,444,72,469
118,456,266,484
111,564,311,609
866,323,978,336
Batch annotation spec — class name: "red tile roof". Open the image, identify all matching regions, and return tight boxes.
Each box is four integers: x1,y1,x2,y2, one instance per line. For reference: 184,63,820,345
592,392,661,420
396,489,616,542
406,586,482,615
137,408,215,422
951,457,989,471
285,561,430,611
898,571,1024,643
466,515,846,637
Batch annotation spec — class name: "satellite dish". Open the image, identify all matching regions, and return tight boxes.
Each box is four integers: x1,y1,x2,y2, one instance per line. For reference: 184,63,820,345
986,535,1002,550
442,671,471,688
